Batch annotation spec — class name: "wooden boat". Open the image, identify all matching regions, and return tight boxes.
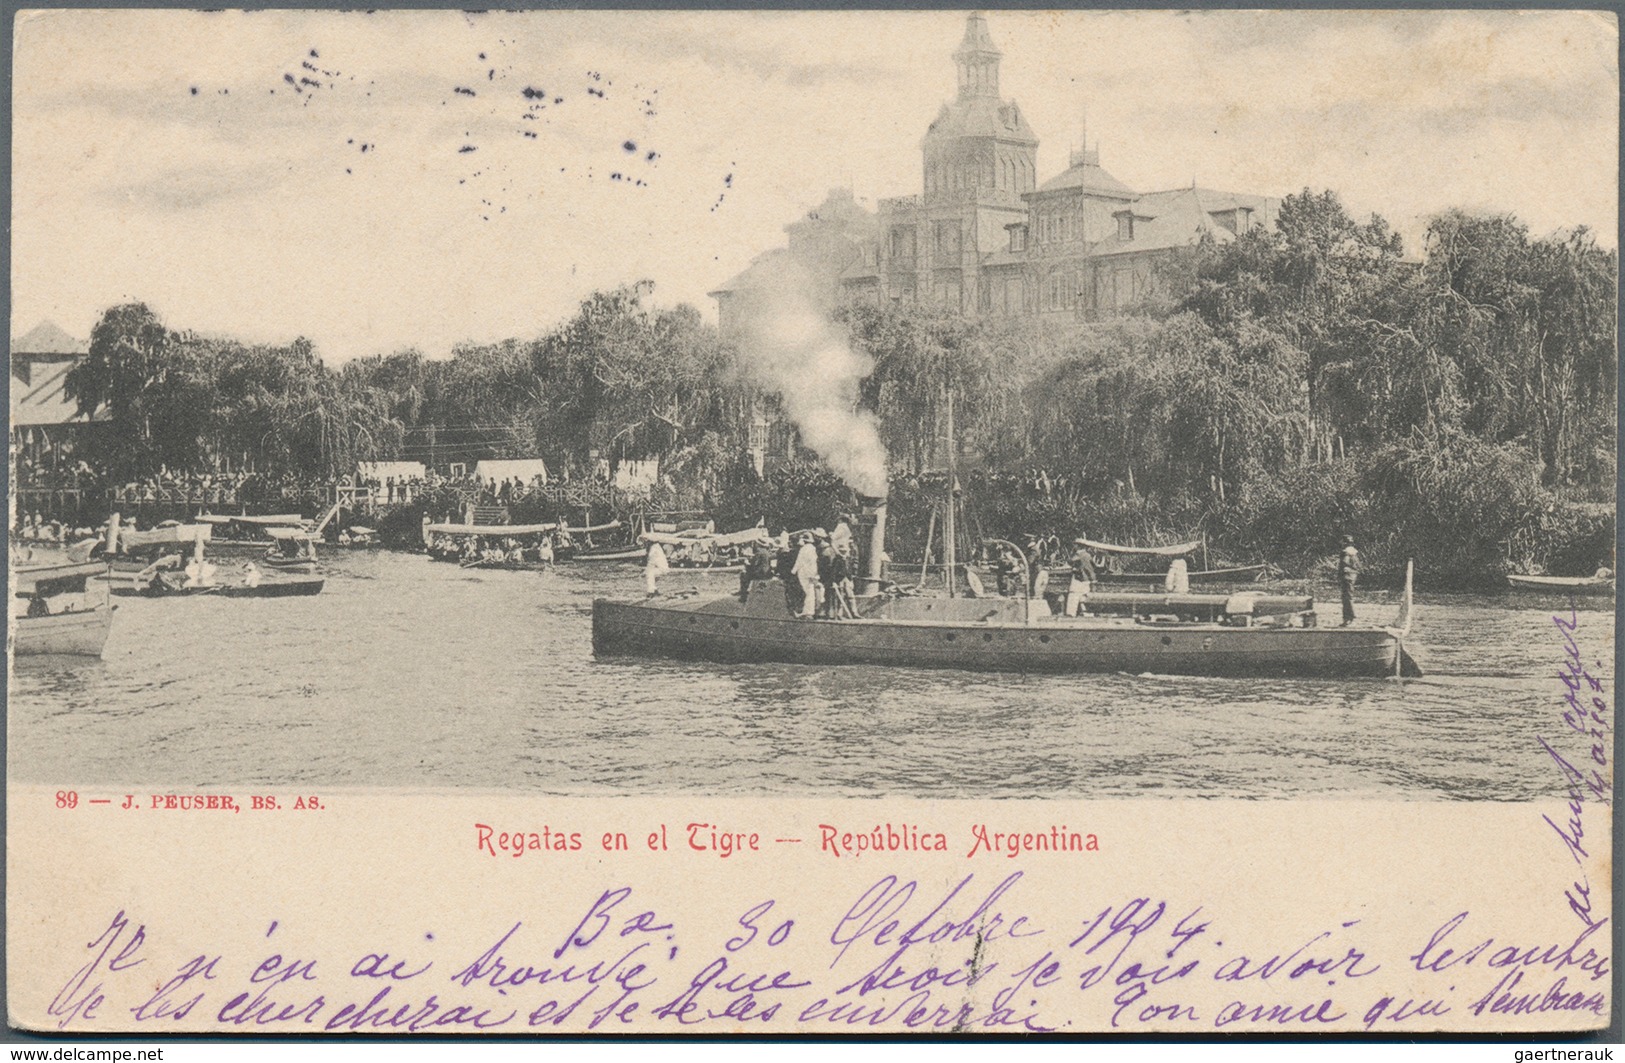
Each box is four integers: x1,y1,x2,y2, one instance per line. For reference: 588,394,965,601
12,559,115,657
426,521,559,570
1507,573,1615,595
1095,563,1269,587
330,525,381,548
571,546,647,562
192,514,310,554
262,527,320,570
113,572,324,598
593,567,1419,678
643,525,770,573
214,576,324,598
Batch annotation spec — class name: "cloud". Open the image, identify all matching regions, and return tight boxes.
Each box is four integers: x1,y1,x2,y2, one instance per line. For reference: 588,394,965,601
113,160,292,211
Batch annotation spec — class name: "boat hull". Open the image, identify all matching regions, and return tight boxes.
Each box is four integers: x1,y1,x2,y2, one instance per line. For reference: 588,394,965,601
214,577,324,598
592,597,1407,678
1507,574,1614,596
13,606,114,657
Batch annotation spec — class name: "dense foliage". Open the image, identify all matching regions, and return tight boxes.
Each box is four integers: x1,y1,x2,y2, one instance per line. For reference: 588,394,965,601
65,192,1615,585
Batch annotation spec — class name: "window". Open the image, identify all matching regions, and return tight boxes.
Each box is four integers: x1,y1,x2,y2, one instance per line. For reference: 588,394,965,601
1116,213,1134,242
889,226,915,262
935,220,960,260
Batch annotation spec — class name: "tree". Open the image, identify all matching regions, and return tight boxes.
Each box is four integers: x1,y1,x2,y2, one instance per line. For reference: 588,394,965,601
65,303,217,476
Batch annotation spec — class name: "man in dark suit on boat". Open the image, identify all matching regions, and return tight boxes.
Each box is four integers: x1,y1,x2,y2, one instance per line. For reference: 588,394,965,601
1338,534,1360,625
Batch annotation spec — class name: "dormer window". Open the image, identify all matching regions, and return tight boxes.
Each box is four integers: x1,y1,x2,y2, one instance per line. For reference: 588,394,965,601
1115,211,1134,242
1008,224,1027,253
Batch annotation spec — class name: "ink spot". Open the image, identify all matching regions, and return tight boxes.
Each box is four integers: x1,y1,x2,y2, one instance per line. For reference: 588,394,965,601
478,52,486,60
521,87,546,99
189,86,198,96
309,48,319,58
454,86,476,97
458,145,477,153
646,150,658,162
622,141,637,153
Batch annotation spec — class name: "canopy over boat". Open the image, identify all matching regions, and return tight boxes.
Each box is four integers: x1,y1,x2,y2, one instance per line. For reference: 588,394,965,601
120,524,212,549
266,527,320,541
14,559,106,592
640,527,769,548
562,520,622,534
199,514,305,527
425,522,558,536
1075,537,1202,557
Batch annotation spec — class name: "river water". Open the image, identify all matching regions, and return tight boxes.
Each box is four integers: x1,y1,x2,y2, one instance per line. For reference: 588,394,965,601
8,550,1612,800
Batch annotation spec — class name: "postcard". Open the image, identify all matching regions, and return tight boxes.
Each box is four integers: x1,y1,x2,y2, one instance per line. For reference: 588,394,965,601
8,8,1616,1036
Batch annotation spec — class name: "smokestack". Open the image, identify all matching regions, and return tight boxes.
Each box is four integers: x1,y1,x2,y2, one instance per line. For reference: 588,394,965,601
858,493,887,593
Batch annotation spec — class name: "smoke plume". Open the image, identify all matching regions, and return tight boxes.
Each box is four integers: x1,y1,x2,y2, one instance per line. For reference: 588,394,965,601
732,259,889,497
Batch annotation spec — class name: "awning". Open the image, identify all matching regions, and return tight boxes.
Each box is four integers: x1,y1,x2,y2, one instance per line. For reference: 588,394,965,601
266,527,319,540
1075,537,1201,556
120,525,213,548
425,523,558,536
199,514,305,527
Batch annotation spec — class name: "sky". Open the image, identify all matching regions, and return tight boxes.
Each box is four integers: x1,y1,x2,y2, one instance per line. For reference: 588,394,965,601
11,8,1618,363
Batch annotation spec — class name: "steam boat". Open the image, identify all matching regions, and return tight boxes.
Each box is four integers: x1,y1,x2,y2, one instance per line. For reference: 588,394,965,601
593,498,1421,679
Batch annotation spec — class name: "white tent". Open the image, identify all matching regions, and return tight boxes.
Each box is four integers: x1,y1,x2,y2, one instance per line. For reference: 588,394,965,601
474,458,549,485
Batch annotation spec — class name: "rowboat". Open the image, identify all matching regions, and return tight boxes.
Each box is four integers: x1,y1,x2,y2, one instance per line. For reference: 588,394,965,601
426,522,559,570
1507,573,1615,595
113,573,325,598
12,558,115,657
642,525,770,573
262,527,320,570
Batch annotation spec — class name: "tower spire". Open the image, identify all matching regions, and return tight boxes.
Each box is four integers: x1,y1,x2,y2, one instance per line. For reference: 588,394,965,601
954,12,1002,98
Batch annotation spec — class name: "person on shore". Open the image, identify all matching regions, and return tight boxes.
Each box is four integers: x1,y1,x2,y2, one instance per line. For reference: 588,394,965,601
791,533,819,619
1338,535,1360,625
644,539,668,596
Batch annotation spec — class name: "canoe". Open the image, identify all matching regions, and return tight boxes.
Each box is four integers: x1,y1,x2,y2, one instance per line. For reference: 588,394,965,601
213,577,324,598
1507,574,1614,595
113,575,324,598
571,547,647,562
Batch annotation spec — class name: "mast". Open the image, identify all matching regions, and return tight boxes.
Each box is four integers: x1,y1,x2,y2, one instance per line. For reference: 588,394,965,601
943,383,957,596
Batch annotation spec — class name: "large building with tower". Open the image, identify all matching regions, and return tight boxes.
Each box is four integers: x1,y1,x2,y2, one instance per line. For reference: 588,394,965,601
712,12,1279,335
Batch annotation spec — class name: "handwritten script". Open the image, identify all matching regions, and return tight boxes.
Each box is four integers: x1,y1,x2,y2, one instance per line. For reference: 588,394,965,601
1543,604,1613,934
46,876,1609,1033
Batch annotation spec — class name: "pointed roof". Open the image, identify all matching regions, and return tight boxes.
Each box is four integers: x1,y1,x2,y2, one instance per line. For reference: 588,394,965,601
1090,188,1236,258
955,12,1001,59
1035,160,1138,200
924,97,1037,145
12,319,85,355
